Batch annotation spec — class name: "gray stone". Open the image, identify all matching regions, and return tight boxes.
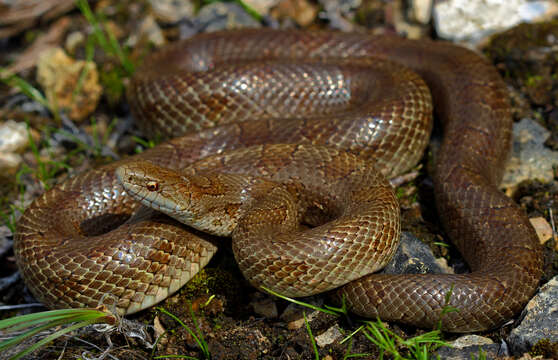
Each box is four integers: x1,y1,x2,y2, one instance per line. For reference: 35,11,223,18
436,335,503,359
316,324,343,347
508,276,558,354
383,232,452,275
502,118,558,188
251,296,278,319
149,0,195,23
433,0,558,44
318,0,361,31
195,2,261,33
280,299,324,330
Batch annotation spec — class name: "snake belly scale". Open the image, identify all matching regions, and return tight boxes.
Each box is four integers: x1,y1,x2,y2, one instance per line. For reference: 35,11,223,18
14,29,543,332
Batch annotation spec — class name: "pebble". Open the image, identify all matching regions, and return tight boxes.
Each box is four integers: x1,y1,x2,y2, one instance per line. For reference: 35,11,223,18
508,276,558,355
250,295,278,319
148,0,195,23
529,217,554,244
436,335,504,359
280,304,322,330
315,324,343,347
243,0,281,16
407,0,433,25
36,48,102,121
0,120,28,153
126,15,166,48
195,2,261,33
433,0,558,44
502,118,558,188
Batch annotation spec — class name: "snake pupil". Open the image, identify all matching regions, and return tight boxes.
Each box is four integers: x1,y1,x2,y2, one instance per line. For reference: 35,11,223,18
147,181,159,191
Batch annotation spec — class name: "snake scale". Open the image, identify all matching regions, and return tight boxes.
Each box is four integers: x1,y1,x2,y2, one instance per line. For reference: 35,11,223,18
14,29,543,332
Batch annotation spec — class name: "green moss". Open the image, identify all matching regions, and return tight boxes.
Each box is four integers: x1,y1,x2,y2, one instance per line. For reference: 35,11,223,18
99,67,126,106
530,338,558,358
181,268,237,297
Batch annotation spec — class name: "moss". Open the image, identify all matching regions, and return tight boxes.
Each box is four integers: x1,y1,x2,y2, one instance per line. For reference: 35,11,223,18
530,338,558,358
99,66,126,106
181,267,239,299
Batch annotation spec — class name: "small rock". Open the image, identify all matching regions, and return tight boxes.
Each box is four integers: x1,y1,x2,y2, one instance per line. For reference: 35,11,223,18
0,120,29,174
0,120,27,153
391,0,430,39
280,303,321,330
243,0,280,16
65,31,86,54
271,0,318,27
36,48,102,121
436,335,502,359
0,152,22,175
407,0,433,25
502,118,558,188
153,316,166,344
315,324,343,347
251,295,278,318
126,15,166,48
149,0,195,23
318,0,361,31
383,232,452,275
433,0,558,44
196,2,261,32
529,217,554,244
508,276,558,355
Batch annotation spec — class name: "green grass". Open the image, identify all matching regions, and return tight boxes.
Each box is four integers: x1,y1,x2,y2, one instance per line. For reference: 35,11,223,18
17,125,73,191
132,135,157,153
0,192,25,234
54,117,119,160
304,310,320,360
0,70,49,110
154,306,210,359
0,308,117,360
262,286,454,360
0,68,60,124
75,0,135,76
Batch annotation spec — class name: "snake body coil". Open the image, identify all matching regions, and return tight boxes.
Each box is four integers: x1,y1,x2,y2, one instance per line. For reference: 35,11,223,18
15,30,543,332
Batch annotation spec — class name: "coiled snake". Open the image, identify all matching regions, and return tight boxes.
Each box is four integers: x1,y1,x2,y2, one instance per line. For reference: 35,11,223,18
14,29,543,332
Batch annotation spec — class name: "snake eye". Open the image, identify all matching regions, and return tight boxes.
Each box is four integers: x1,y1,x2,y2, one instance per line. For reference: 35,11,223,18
146,181,159,191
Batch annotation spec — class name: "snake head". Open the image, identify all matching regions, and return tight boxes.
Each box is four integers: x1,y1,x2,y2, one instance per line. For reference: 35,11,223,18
115,161,199,225
115,161,244,236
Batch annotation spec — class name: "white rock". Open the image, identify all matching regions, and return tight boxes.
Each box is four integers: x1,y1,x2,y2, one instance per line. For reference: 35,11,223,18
0,120,27,153
433,0,558,44
407,0,433,24
451,335,494,349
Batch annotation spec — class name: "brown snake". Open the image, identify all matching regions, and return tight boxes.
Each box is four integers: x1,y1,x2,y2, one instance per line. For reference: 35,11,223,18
14,29,543,332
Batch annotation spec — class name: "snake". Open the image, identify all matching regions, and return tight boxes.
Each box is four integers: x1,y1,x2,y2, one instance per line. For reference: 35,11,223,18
14,29,543,333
